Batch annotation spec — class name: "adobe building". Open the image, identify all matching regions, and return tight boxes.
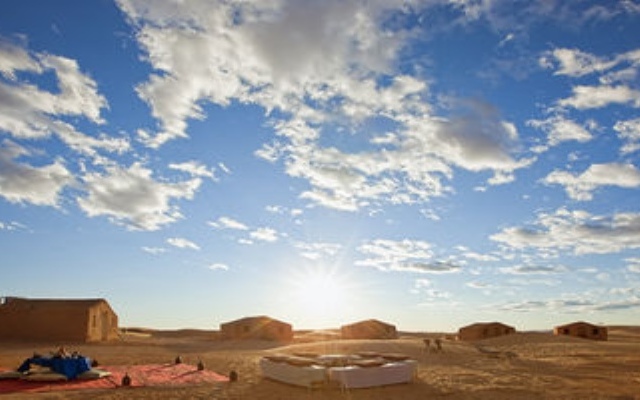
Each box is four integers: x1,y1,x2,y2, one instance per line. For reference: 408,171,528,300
457,322,516,341
220,316,293,341
553,321,608,341
340,319,398,339
0,297,119,342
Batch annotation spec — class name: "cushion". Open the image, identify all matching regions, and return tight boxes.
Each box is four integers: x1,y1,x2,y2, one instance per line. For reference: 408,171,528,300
0,371,24,380
77,368,112,379
263,354,289,363
293,351,318,359
381,353,410,361
352,358,385,368
21,371,68,381
285,356,315,367
317,354,351,367
356,351,381,358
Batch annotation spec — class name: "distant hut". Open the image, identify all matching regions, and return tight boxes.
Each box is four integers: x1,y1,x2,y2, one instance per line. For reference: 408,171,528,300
220,316,293,341
457,322,516,341
341,319,397,339
0,297,119,342
553,321,608,341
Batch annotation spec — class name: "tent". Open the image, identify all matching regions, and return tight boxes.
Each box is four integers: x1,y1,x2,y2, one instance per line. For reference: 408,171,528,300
457,322,515,341
220,316,293,341
340,319,397,340
553,321,608,341
0,297,119,342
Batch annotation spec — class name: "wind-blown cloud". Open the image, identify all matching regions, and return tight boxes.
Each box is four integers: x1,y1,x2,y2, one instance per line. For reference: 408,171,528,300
543,163,640,201
540,47,640,81
540,48,617,77
0,140,73,207
167,237,200,250
627,257,640,273
558,85,640,110
527,114,593,151
208,216,249,231
499,296,640,314
0,40,127,156
249,227,279,242
169,161,216,180
501,264,567,275
294,241,342,260
207,263,229,271
77,162,201,231
614,118,640,154
116,0,530,212
491,207,640,255
356,238,461,274
0,220,27,231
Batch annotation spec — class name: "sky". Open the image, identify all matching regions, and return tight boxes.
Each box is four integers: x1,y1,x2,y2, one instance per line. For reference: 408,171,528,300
1,0,640,332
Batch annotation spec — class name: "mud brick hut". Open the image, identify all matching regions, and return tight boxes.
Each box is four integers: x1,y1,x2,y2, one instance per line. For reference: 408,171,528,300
0,297,119,342
340,319,398,339
553,321,608,341
457,322,516,341
220,316,293,341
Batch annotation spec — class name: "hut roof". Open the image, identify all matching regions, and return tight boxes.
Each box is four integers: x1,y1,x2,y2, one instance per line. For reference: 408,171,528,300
221,315,290,327
459,321,514,330
342,319,395,328
554,321,604,329
1,297,113,310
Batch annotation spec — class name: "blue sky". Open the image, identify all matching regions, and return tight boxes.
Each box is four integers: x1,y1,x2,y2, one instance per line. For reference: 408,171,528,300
1,0,640,332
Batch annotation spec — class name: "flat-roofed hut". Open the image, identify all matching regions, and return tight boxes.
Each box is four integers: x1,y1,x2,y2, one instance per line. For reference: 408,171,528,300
0,297,119,342
220,316,293,341
553,321,608,341
457,322,516,341
340,319,397,339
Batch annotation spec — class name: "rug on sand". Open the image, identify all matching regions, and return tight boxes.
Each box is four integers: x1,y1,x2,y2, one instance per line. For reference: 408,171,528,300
0,363,230,394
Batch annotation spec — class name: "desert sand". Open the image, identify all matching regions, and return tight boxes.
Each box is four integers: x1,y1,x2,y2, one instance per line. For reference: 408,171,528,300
1,326,639,399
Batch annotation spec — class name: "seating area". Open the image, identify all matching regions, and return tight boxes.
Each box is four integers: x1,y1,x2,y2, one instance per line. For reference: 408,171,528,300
259,352,417,389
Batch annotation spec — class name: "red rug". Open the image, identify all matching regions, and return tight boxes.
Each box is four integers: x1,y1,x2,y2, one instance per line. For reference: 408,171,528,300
0,363,230,394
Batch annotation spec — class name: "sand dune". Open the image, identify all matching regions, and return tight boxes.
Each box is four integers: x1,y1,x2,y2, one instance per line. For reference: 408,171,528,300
1,327,639,399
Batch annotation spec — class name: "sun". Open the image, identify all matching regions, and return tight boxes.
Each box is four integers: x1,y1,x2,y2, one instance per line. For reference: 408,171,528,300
289,268,350,318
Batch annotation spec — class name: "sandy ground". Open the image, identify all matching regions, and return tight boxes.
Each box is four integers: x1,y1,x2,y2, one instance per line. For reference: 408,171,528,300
1,327,639,399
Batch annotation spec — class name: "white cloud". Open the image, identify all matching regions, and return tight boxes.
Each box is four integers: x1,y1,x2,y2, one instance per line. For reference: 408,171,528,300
141,246,166,255
614,118,640,155
540,48,616,77
498,299,595,313
356,238,460,274
558,85,640,110
500,264,567,275
417,101,527,173
543,163,640,201
0,40,41,79
527,115,593,150
77,162,201,231
626,257,640,273
250,227,279,242
116,0,530,211
169,161,216,180
294,241,342,260
0,140,73,207
120,0,407,147
0,220,27,231
0,41,125,157
167,237,200,250
540,47,640,83
208,216,248,231
491,207,640,255
207,263,229,271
